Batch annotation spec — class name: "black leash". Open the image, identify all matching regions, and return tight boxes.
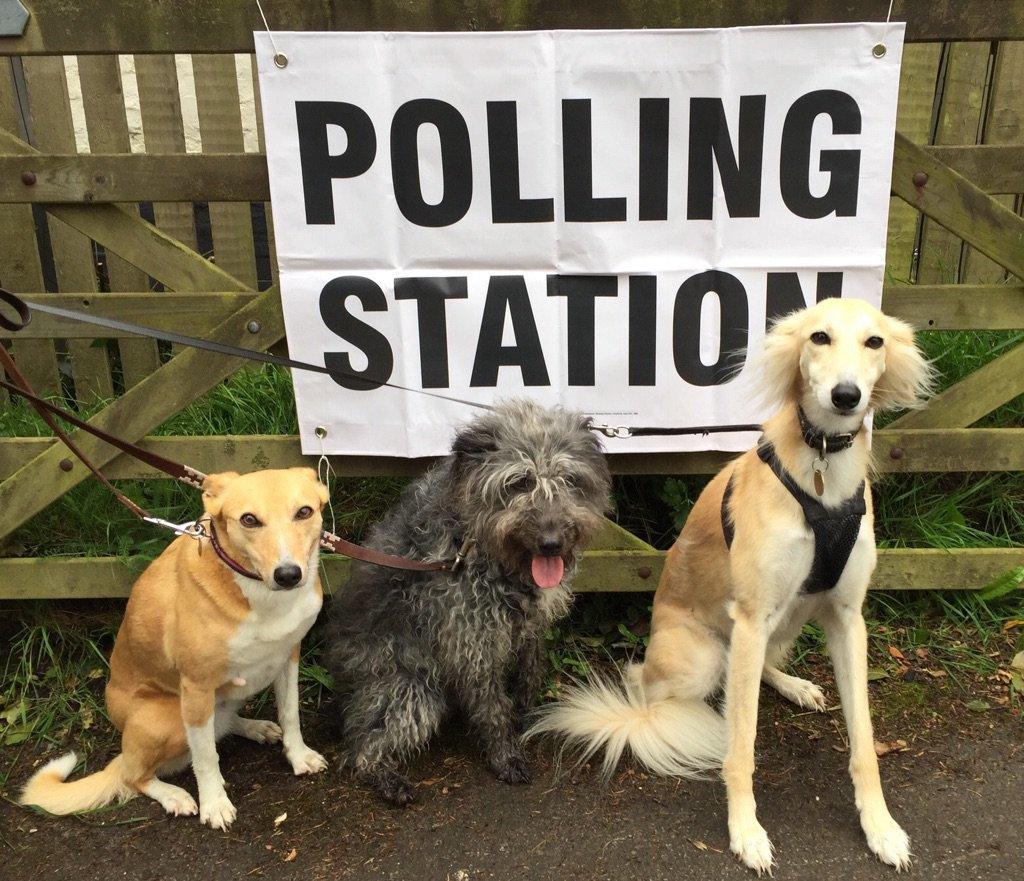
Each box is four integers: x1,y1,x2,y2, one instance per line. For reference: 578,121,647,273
0,287,761,440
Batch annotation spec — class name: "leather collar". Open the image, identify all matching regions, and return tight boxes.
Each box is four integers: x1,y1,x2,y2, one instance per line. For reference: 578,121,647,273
207,520,261,581
797,406,860,455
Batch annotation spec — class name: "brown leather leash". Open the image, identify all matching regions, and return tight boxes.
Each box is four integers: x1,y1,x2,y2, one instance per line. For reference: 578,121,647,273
0,293,453,575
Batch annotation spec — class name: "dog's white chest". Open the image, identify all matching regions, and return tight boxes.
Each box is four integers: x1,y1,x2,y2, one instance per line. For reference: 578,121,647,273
225,582,321,699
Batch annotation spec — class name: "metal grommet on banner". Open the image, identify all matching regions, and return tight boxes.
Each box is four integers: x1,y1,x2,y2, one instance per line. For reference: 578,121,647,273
255,0,288,68
314,426,328,440
873,0,895,58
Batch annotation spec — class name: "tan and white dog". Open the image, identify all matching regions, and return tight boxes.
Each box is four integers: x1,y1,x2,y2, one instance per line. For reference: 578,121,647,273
529,299,933,873
21,468,330,828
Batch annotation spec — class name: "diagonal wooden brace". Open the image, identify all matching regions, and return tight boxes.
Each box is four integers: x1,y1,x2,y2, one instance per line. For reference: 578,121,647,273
0,286,285,541
891,132,1024,280
0,125,250,292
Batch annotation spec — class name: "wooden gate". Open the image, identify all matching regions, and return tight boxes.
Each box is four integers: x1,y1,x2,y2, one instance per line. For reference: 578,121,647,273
0,2,1022,600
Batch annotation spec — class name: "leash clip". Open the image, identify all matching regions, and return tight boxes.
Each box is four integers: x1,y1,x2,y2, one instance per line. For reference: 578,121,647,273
143,517,207,540
450,537,476,573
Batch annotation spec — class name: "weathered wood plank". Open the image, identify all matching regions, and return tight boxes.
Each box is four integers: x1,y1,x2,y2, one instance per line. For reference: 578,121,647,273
3,145,1021,206
2,429,1021,482
22,55,113,402
929,145,1024,196
191,55,257,288
8,292,256,338
892,133,1024,280
883,284,1024,330
962,41,1024,283
0,285,283,541
0,126,251,293
917,43,992,285
885,43,944,281
3,1,1024,55
888,340,1024,429
77,53,160,388
0,547,1019,600
0,57,55,399
134,54,200,253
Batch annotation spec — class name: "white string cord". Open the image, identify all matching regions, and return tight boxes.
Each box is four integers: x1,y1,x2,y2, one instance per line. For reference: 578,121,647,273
254,0,288,67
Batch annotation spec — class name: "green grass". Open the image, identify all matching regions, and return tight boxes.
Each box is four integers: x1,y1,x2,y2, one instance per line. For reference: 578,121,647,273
0,326,1022,752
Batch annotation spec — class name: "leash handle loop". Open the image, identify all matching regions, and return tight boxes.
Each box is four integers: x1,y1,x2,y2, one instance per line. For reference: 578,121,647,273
0,287,31,331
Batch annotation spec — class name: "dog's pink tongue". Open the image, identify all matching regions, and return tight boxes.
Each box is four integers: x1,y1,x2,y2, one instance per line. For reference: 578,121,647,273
531,555,565,589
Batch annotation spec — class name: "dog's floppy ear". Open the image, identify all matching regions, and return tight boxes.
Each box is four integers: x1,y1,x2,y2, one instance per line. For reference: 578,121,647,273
872,315,935,411
291,466,330,507
754,309,806,409
451,421,498,478
202,471,240,517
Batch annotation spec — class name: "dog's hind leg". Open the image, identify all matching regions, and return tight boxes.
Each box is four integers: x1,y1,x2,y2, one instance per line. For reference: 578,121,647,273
345,671,445,806
121,696,196,818
762,617,826,711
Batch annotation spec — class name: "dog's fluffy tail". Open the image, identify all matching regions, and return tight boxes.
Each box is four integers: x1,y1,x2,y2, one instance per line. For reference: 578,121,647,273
526,663,726,778
20,752,134,814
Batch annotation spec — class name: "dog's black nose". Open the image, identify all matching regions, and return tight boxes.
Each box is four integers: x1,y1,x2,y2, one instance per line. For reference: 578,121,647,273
273,564,303,588
538,534,564,557
831,383,862,412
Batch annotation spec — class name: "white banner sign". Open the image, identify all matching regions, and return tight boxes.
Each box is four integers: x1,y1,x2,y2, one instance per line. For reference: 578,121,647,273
256,24,904,456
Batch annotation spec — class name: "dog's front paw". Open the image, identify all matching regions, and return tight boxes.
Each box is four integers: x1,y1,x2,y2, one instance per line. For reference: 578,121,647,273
862,811,911,871
233,717,283,744
287,745,328,776
199,791,237,830
730,819,775,875
491,751,532,785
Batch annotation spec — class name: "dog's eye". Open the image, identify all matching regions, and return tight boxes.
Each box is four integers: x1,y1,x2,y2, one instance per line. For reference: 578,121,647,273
810,331,830,345
865,336,884,349
295,506,314,520
564,473,581,489
508,475,535,494
239,513,261,528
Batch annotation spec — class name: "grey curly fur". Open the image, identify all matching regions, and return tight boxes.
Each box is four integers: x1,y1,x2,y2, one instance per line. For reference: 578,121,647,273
323,399,612,804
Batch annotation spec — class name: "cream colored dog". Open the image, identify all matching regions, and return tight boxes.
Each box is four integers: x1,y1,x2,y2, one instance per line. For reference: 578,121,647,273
21,468,330,828
529,298,933,873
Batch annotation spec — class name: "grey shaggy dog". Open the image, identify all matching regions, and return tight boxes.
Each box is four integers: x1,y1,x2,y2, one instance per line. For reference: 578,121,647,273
323,399,611,805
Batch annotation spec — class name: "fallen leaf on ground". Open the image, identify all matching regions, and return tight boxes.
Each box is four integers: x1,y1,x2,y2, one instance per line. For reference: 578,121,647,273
1010,651,1024,672
965,700,990,713
874,739,908,757
274,812,287,827
888,646,906,661
284,848,297,862
691,840,708,851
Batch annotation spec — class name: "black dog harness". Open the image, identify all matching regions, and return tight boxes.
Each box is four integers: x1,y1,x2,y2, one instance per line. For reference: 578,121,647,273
721,442,867,594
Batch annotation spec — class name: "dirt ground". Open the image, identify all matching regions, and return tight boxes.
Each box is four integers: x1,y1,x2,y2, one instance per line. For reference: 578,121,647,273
2,677,1021,881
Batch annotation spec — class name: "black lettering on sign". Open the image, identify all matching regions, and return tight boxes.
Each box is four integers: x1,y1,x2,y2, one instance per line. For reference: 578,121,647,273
486,101,554,223
687,96,766,219
391,99,473,227
320,276,394,390
673,270,749,386
547,275,617,386
470,276,550,387
295,101,376,225
765,272,844,325
780,90,861,218
639,99,670,221
562,99,627,222
628,275,657,386
395,277,468,388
